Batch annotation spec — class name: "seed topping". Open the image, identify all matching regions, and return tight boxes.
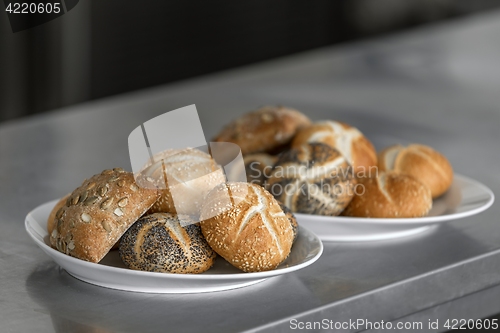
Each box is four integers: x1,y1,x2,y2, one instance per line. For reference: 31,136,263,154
102,220,112,232
101,198,113,210
79,190,88,204
71,195,80,206
114,208,124,216
98,185,108,196
81,213,91,223
118,197,128,207
84,196,99,206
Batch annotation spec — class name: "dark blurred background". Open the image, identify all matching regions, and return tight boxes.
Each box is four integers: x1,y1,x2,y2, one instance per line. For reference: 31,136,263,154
1,0,500,123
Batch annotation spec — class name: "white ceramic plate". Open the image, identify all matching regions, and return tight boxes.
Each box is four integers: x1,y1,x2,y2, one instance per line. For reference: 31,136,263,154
295,174,494,242
25,201,323,293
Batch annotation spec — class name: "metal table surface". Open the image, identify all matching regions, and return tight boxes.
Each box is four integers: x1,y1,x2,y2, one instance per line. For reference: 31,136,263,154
1,10,500,333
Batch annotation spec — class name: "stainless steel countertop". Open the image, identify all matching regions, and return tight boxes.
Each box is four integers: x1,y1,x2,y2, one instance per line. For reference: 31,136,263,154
2,10,500,333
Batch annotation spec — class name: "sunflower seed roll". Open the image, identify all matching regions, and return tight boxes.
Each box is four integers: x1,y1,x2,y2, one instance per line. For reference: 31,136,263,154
49,169,159,263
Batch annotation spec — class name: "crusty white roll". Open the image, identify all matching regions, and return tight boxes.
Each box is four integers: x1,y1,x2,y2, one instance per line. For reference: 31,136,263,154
200,182,294,272
213,106,311,155
292,120,377,174
342,172,432,218
378,144,453,198
267,143,356,216
141,148,226,217
49,169,159,263
119,213,216,274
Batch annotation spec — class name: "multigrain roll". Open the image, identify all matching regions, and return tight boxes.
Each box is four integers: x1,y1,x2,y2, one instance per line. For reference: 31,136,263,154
267,143,356,216
243,153,277,187
342,172,432,218
200,182,294,272
49,169,158,263
120,213,216,274
212,106,311,155
292,120,377,174
141,148,226,216
378,144,453,198
48,193,121,251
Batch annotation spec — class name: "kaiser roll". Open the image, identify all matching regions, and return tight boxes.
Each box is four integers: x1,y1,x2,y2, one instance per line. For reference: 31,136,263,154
142,148,226,217
292,120,377,175
342,171,432,218
120,213,216,274
212,106,311,155
200,182,294,272
378,144,453,198
267,143,356,216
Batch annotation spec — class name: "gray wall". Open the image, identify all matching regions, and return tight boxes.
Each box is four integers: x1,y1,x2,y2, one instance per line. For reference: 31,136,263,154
1,0,498,123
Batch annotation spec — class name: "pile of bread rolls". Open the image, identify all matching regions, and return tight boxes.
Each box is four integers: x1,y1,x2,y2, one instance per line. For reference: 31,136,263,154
47,105,453,273
213,105,454,218
47,149,297,274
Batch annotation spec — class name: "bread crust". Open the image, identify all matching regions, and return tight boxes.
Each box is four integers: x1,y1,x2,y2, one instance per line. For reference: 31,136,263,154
47,194,70,236
212,106,311,155
200,182,294,272
143,148,226,216
49,169,158,263
342,172,432,218
378,144,453,198
120,213,216,274
278,202,298,242
267,143,356,216
292,120,377,175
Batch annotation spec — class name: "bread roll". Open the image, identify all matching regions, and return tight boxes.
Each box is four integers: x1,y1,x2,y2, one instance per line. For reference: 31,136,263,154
120,213,216,274
49,194,125,251
243,153,277,187
200,182,294,272
142,148,226,217
212,106,311,155
378,144,453,198
49,169,158,263
292,120,377,174
267,143,356,216
342,172,432,218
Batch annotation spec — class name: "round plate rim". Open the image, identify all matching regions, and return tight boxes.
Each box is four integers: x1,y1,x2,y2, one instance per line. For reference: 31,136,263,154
295,173,494,226
25,201,324,283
